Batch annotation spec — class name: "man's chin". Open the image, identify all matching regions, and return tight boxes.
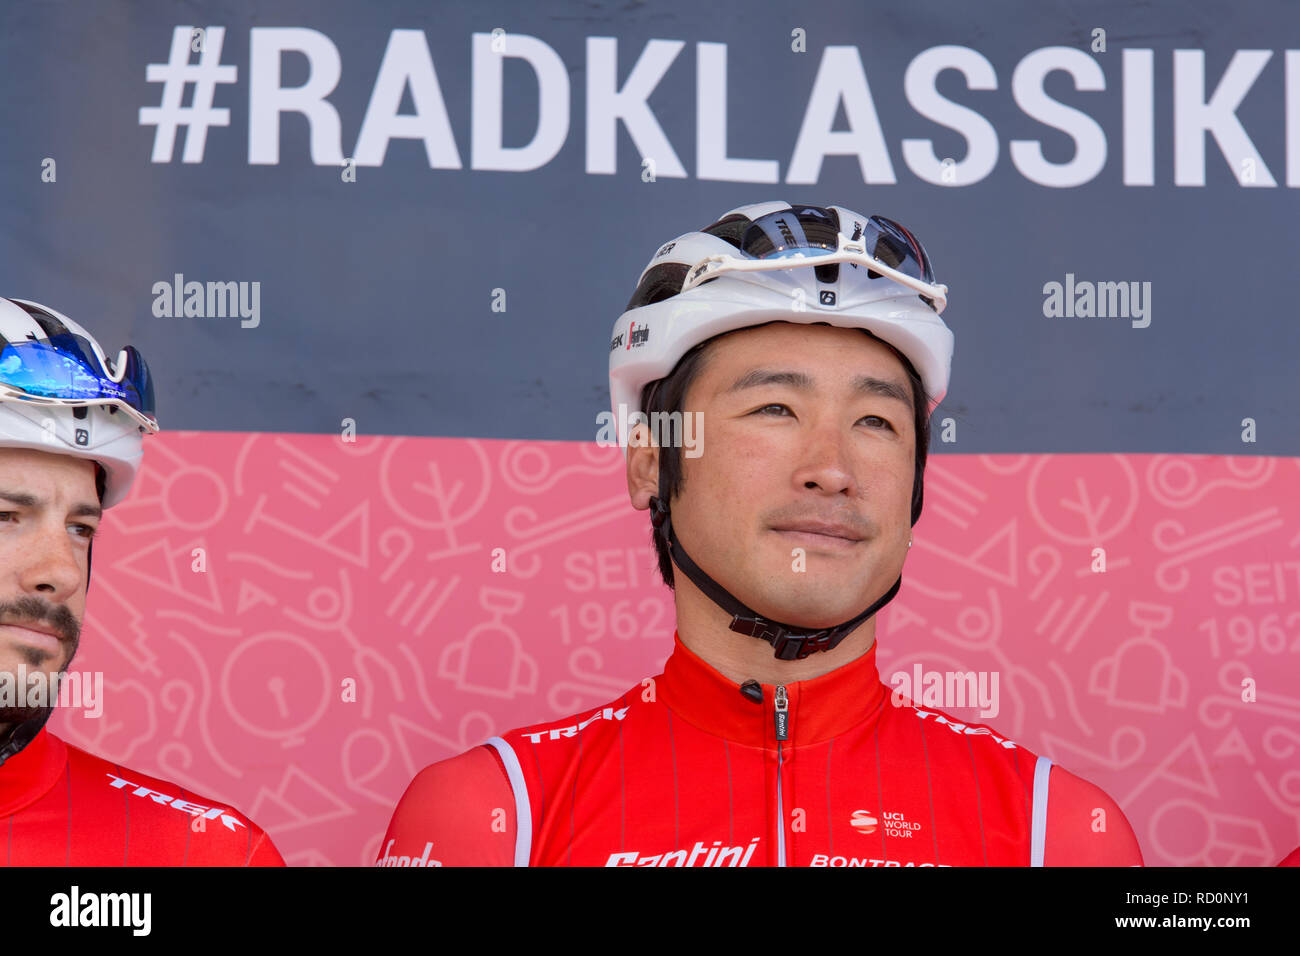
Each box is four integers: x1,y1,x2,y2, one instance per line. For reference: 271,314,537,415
744,574,900,627
737,594,866,631
0,705,52,724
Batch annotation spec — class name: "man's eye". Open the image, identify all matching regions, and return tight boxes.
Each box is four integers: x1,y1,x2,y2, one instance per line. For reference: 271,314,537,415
860,415,894,430
755,404,791,416
0,512,14,522
70,524,98,539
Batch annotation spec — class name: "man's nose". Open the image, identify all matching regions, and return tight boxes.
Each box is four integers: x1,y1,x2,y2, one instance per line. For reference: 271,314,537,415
792,423,857,495
17,524,84,601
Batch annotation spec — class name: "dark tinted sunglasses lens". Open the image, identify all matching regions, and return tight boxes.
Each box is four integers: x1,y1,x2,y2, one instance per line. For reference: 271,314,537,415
741,208,839,259
868,216,935,282
121,346,155,416
0,342,105,400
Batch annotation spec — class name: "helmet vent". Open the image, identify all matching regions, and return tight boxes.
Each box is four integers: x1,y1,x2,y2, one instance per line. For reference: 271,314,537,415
626,262,692,310
700,214,751,250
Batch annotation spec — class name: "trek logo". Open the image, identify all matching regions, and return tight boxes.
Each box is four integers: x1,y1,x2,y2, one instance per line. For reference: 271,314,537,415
913,709,1018,749
75,428,89,446
103,773,247,832
655,241,676,258
851,809,921,838
609,332,624,351
607,837,760,867
819,290,836,306
626,322,650,349
375,840,442,867
522,705,630,743
774,217,797,248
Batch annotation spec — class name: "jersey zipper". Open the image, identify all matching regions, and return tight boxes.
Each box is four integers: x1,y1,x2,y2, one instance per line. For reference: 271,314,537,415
774,684,788,867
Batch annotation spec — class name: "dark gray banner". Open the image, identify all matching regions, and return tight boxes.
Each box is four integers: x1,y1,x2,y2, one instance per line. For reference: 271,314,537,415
0,0,1295,452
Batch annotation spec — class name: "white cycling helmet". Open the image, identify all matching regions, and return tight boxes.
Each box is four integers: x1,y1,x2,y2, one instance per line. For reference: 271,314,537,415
608,202,954,661
0,297,158,508
609,201,953,436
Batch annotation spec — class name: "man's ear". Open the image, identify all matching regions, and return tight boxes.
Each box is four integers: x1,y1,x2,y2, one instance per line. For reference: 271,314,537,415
626,422,660,511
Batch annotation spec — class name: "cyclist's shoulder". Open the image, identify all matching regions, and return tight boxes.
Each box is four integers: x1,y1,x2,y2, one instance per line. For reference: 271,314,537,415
383,744,517,865
881,693,1040,763
58,733,265,828
1043,762,1143,865
497,688,643,749
52,731,283,864
404,741,512,796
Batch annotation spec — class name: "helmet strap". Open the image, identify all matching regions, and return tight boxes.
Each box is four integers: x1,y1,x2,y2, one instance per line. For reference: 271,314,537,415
87,464,106,592
0,707,53,768
649,495,901,661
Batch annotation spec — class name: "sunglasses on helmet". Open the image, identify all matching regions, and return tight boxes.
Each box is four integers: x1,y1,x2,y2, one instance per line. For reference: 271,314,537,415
0,332,158,431
682,213,948,313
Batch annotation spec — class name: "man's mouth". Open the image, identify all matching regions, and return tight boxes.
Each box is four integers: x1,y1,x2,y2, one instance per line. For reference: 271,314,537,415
0,621,66,656
770,521,866,550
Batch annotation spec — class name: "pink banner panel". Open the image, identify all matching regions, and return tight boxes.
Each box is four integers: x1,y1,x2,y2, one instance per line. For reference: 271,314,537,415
47,433,1300,866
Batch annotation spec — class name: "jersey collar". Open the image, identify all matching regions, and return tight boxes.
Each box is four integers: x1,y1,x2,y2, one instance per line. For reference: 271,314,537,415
0,725,67,817
658,630,888,748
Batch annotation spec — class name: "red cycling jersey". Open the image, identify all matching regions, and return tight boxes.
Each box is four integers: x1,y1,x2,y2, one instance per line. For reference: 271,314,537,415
380,632,1142,866
1,726,283,866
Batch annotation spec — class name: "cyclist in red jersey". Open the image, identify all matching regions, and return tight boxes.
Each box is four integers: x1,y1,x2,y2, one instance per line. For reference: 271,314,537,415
0,297,282,866
379,202,1143,867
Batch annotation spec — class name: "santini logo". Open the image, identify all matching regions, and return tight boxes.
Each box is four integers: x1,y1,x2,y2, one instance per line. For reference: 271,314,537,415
606,837,761,867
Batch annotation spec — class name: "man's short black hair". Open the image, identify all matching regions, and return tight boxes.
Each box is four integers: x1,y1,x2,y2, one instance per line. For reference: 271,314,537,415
639,326,932,589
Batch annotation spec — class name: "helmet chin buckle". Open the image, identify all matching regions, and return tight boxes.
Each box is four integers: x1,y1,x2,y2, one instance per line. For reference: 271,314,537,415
728,616,845,661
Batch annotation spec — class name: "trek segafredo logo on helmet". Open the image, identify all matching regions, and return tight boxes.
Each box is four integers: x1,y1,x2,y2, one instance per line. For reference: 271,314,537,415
609,322,650,353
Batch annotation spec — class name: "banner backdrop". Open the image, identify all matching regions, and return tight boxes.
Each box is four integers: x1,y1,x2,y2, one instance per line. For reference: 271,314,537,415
0,0,1295,865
